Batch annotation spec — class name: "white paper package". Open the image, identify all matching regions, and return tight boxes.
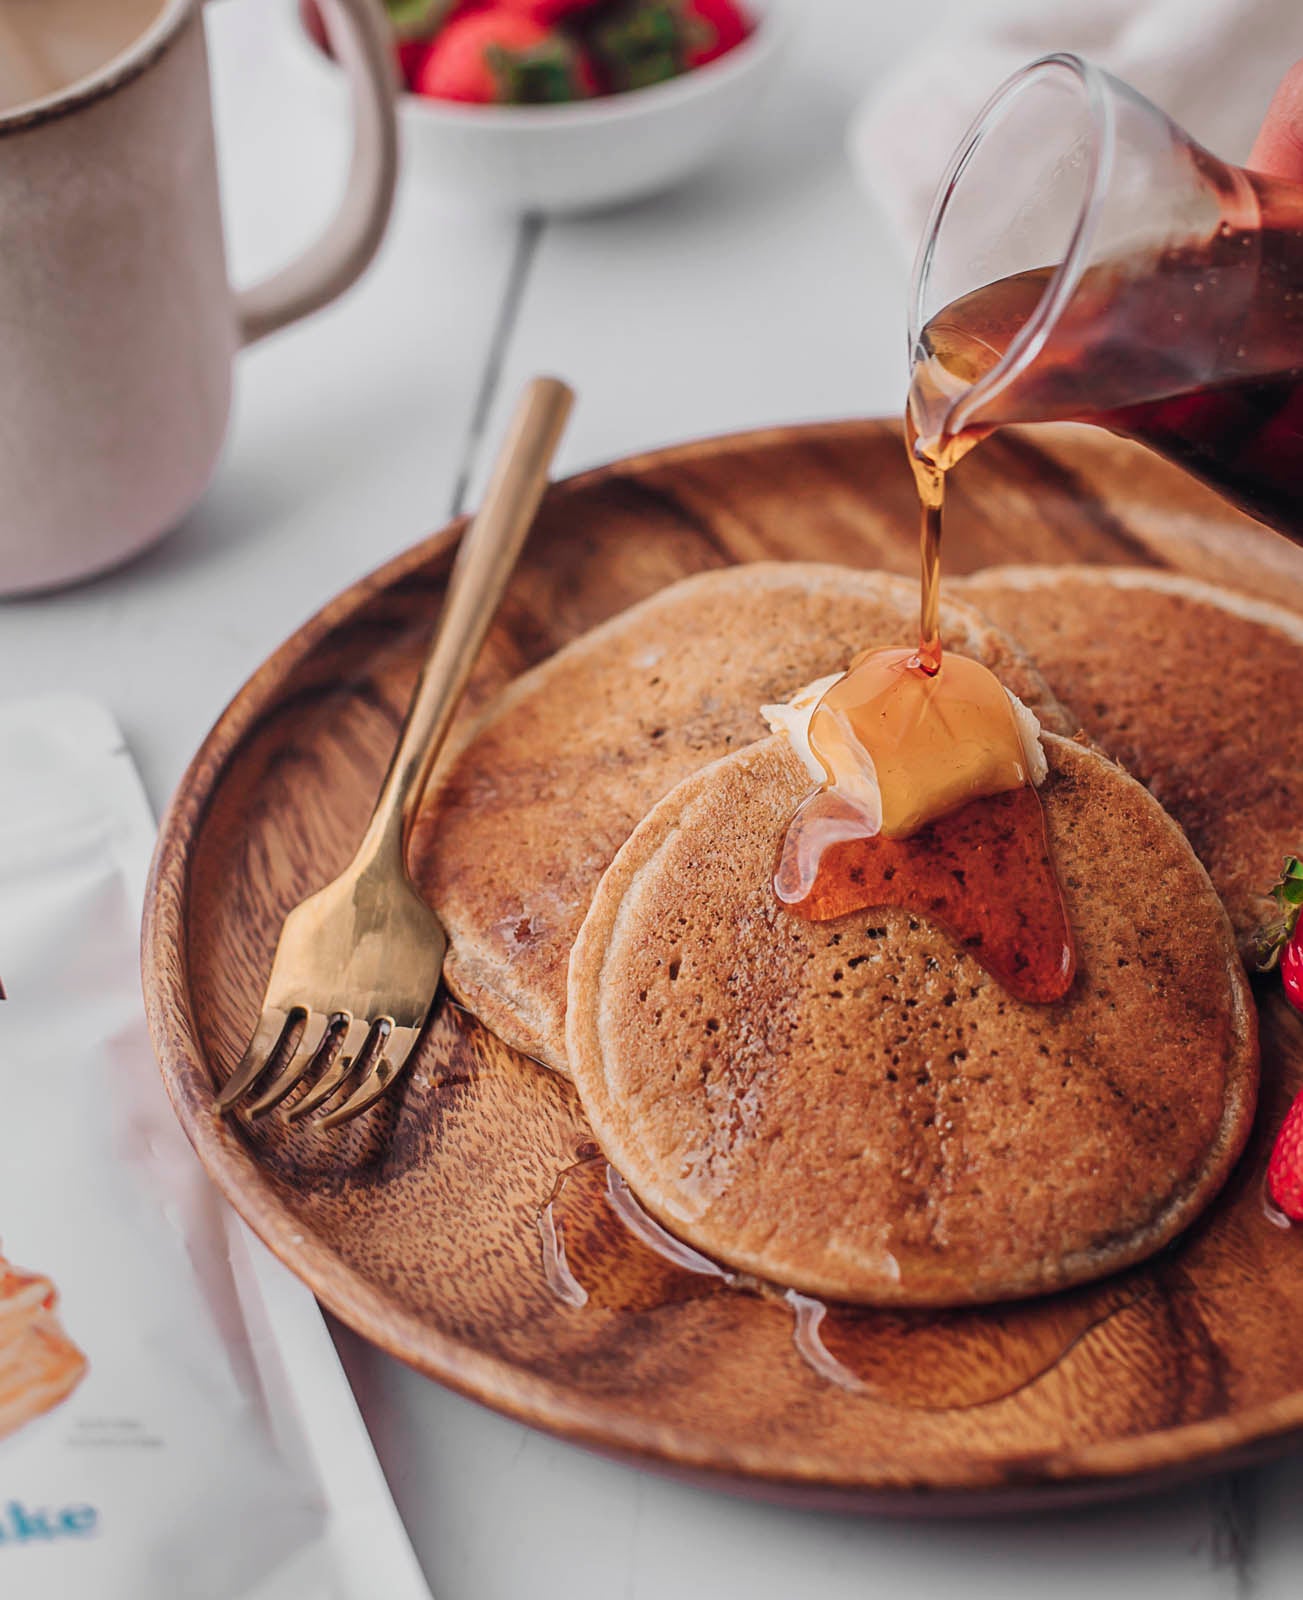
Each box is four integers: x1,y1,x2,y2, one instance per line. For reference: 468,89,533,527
0,694,431,1600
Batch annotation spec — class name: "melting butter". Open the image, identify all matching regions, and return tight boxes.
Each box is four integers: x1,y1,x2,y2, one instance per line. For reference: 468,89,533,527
763,653,1046,840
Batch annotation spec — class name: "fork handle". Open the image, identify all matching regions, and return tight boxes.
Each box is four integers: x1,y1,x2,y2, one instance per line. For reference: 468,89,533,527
358,375,574,865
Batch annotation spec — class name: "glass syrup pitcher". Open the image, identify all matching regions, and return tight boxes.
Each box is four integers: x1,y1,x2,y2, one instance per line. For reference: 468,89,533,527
908,51,1303,537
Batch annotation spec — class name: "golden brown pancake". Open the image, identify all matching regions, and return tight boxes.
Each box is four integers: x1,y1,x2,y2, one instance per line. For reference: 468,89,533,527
566,733,1258,1306
413,563,1072,1073
954,567,1303,960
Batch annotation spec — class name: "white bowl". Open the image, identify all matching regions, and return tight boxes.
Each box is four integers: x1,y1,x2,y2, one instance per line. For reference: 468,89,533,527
279,0,788,213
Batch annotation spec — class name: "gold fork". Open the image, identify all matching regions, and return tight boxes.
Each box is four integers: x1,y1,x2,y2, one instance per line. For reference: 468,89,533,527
216,376,574,1129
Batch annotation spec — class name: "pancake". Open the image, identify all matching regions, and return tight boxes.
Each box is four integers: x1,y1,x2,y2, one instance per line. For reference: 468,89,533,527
565,733,1258,1306
954,567,1303,961
413,562,1072,1074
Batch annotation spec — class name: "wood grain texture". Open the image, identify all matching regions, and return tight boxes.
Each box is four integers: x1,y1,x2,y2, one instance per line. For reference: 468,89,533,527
142,420,1303,1511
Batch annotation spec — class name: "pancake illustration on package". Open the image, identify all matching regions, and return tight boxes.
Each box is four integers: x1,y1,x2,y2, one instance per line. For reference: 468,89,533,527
0,1242,86,1442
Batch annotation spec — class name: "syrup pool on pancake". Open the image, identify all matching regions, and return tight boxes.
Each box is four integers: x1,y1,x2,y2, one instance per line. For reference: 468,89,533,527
766,644,1076,1003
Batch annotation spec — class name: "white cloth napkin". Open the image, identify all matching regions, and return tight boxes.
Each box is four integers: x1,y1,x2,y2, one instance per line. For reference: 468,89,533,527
850,0,1303,255
0,695,431,1600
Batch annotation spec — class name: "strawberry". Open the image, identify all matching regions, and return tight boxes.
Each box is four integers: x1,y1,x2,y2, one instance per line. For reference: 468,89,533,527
397,37,434,90
679,0,752,68
1257,855,1303,1221
1268,1089,1303,1221
589,4,681,93
1257,854,1303,1004
416,11,598,102
590,0,752,94
302,0,463,86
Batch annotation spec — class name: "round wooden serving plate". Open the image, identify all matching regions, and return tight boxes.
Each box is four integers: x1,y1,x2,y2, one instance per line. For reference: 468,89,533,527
144,419,1303,1512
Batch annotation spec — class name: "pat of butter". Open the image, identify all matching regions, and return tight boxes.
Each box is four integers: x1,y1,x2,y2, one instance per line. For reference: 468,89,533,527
761,670,1047,837
762,674,844,785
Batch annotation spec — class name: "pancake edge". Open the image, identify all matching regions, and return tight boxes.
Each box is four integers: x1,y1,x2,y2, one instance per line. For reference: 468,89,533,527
954,563,1303,643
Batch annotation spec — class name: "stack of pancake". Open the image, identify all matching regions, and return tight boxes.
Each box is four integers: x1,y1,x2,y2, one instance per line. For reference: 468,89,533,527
412,561,1295,1307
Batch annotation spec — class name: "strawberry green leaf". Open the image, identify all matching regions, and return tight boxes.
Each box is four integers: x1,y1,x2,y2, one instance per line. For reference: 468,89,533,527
591,3,684,92
487,38,591,103
385,0,458,40
1257,854,1303,970
1276,856,1303,903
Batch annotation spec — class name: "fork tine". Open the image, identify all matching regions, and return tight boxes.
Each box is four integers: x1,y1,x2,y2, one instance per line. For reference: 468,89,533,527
216,1008,291,1112
245,1011,331,1119
317,1024,422,1129
286,1015,371,1122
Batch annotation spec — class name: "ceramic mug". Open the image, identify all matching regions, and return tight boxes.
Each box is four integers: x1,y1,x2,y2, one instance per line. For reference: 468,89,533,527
0,0,398,596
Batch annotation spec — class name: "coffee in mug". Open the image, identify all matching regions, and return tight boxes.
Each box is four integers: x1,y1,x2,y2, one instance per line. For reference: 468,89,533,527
0,0,165,111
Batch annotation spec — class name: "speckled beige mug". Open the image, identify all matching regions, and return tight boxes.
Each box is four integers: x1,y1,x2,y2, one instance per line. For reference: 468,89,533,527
0,0,398,595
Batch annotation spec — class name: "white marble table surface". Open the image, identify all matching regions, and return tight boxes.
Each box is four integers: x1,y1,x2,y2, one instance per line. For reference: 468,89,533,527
5,0,1301,1593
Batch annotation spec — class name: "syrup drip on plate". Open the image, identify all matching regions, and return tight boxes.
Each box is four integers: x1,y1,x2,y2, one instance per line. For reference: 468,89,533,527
535,1156,1148,1409
1261,1175,1295,1231
538,1157,865,1394
784,1292,869,1396
538,1169,589,1309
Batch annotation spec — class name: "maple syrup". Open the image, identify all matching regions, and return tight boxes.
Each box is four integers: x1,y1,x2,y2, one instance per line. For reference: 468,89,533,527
795,645,1032,843
904,196,1303,717
801,204,1303,994
536,1155,872,1394
1262,1171,1295,1231
535,1154,1150,1407
775,786,1073,1003
771,637,1073,998
775,202,1303,987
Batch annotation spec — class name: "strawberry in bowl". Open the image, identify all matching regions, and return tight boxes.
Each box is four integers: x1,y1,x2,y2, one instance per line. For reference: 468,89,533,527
387,0,755,103
288,0,782,211
414,10,601,103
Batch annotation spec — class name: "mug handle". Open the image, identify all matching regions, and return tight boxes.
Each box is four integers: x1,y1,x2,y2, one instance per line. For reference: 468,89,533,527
233,0,399,346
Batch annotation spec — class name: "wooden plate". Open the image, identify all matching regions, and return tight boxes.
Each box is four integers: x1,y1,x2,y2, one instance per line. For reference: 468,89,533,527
144,420,1303,1512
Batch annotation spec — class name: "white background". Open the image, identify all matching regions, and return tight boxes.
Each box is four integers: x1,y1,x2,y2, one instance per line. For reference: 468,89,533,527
4,0,1302,1594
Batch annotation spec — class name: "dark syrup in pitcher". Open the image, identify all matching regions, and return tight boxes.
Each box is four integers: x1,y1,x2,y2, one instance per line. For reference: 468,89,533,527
909,175,1303,537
